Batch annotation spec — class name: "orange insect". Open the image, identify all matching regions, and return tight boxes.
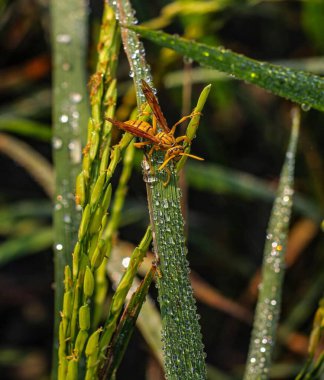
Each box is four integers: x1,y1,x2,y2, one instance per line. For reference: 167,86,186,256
106,80,203,177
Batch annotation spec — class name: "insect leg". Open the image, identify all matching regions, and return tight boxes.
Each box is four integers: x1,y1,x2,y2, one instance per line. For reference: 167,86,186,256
175,135,190,144
170,111,202,134
162,166,171,187
179,152,204,161
134,141,152,148
152,114,158,135
158,153,177,170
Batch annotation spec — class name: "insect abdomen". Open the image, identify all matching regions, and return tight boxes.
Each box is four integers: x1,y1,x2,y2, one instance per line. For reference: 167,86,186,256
128,120,154,135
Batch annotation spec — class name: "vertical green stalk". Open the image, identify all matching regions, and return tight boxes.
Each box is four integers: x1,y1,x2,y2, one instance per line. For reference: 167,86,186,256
109,1,209,378
55,5,126,379
92,141,136,328
101,265,157,379
50,0,89,377
243,109,300,380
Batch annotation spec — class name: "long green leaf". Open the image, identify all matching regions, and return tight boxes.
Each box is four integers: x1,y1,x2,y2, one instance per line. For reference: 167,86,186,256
129,26,324,112
100,265,156,379
244,109,300,379
0,117,51,141
0,227,53,266
50,0,89,376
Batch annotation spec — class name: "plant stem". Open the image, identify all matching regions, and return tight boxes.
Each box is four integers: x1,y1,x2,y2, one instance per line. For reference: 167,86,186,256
109,1,209,378
50,0,89,377
243,108,300,380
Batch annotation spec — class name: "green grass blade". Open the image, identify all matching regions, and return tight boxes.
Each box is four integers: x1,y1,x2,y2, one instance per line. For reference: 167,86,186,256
108,244,164,367
0,117,51,141
99,226,152,351
107,1,209,378
129,26,324,112
243,109,300,380
0,227,53,266
100,265,156,379
50,0,89,376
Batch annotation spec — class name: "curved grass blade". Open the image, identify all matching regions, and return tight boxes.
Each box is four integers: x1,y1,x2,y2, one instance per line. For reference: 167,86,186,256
99,265,156,379
129,26,324,112
0,133,54,198
0,118,51,142
243,109,300,379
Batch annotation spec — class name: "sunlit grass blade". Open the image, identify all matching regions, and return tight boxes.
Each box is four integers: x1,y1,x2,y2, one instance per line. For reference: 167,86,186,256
100,265,156,379
129,26,324,112
243,109,300,379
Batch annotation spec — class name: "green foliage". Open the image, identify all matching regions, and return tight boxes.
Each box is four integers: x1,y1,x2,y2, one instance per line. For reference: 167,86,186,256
244,109,300,379
302,2,324,53
130,26,324,112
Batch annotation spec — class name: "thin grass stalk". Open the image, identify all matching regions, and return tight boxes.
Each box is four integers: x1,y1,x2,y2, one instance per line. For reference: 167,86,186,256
92,141,136,328
243,108,301,380
295,298,324,379
50,0,89,377
98,226,152,351
108,1,209,379
100,262,157,379
56,5,125,378
58,7,155,377
106,237,164,367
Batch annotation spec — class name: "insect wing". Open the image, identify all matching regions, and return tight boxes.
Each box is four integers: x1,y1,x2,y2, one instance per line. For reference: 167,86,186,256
105,117,160,144
141,80,170,133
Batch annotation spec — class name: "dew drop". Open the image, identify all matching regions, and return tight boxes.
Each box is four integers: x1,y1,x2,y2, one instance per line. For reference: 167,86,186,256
56,34,72,44
52,137,63,150
68,139,82,164
63,214,71,224
301,103,311,112
62,62,71,71
122,257,131,268
70,92,83,103
60,114,69,123
56,243,64,251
